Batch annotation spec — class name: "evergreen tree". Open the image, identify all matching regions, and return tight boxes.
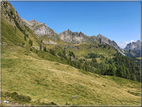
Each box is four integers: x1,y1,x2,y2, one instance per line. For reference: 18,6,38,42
111,64,117,76
40,44,42,51
29,40,33,46
24,35,27,41
44,47,47,52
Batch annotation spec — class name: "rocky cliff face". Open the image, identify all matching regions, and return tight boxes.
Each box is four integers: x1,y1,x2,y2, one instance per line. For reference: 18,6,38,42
125,40,141,50
1,1,25,29
22,19,57,36
59,29,90,44
22,19,59,41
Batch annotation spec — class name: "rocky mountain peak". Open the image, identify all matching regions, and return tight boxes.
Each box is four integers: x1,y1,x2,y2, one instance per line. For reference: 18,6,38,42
125,40,141,50
97,34,105,37
31,19,37,22
22,19,58,38
67,29,71,32
28,19,42,26
96,34,124,55
97,34,108,40
63,29,72,35
96,34,109,44
79,32,85,37
59,29,88,44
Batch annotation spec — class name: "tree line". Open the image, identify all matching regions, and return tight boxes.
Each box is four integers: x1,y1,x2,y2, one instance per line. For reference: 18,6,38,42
31,43,140,82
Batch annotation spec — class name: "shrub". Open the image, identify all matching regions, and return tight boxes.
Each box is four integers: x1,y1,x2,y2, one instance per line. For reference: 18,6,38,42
50,49,56,56
24,35,27,41
4,92,31,103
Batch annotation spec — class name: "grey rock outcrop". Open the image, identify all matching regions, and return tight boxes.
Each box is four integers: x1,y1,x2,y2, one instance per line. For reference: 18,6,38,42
22,19,58,36
22,19,59,41
89,36,98,43
59,29,89,44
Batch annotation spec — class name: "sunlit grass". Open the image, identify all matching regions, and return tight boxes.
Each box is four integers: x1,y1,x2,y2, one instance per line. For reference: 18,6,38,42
2,50,141,105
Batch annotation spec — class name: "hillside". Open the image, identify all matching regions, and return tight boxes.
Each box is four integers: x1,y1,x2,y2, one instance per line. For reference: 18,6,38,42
1,1,141,106
2,49,141,105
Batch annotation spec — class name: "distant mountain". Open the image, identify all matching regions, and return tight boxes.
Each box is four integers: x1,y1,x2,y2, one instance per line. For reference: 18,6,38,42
96,34,125,55
22,18,125,55
125,40,141,50
59,29,91,44
59,30,124,55
124,40,141,58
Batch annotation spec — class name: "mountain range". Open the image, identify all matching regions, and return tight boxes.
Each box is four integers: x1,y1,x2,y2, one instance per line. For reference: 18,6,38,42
22,13,142,58
22,18,126,55
2,1,141,57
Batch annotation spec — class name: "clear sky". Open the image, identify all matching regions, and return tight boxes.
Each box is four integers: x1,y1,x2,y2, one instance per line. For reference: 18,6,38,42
10,1,140,48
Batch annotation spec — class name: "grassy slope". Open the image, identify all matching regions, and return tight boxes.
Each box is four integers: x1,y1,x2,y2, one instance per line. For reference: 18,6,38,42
65,43,117,59
2,50,141,105
1,17,40,50
1,16,141,105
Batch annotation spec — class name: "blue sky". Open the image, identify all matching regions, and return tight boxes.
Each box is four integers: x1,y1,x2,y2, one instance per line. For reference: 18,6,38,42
10,2,140,48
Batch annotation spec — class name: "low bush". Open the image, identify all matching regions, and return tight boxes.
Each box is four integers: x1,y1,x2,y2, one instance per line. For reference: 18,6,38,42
4,92,31,103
